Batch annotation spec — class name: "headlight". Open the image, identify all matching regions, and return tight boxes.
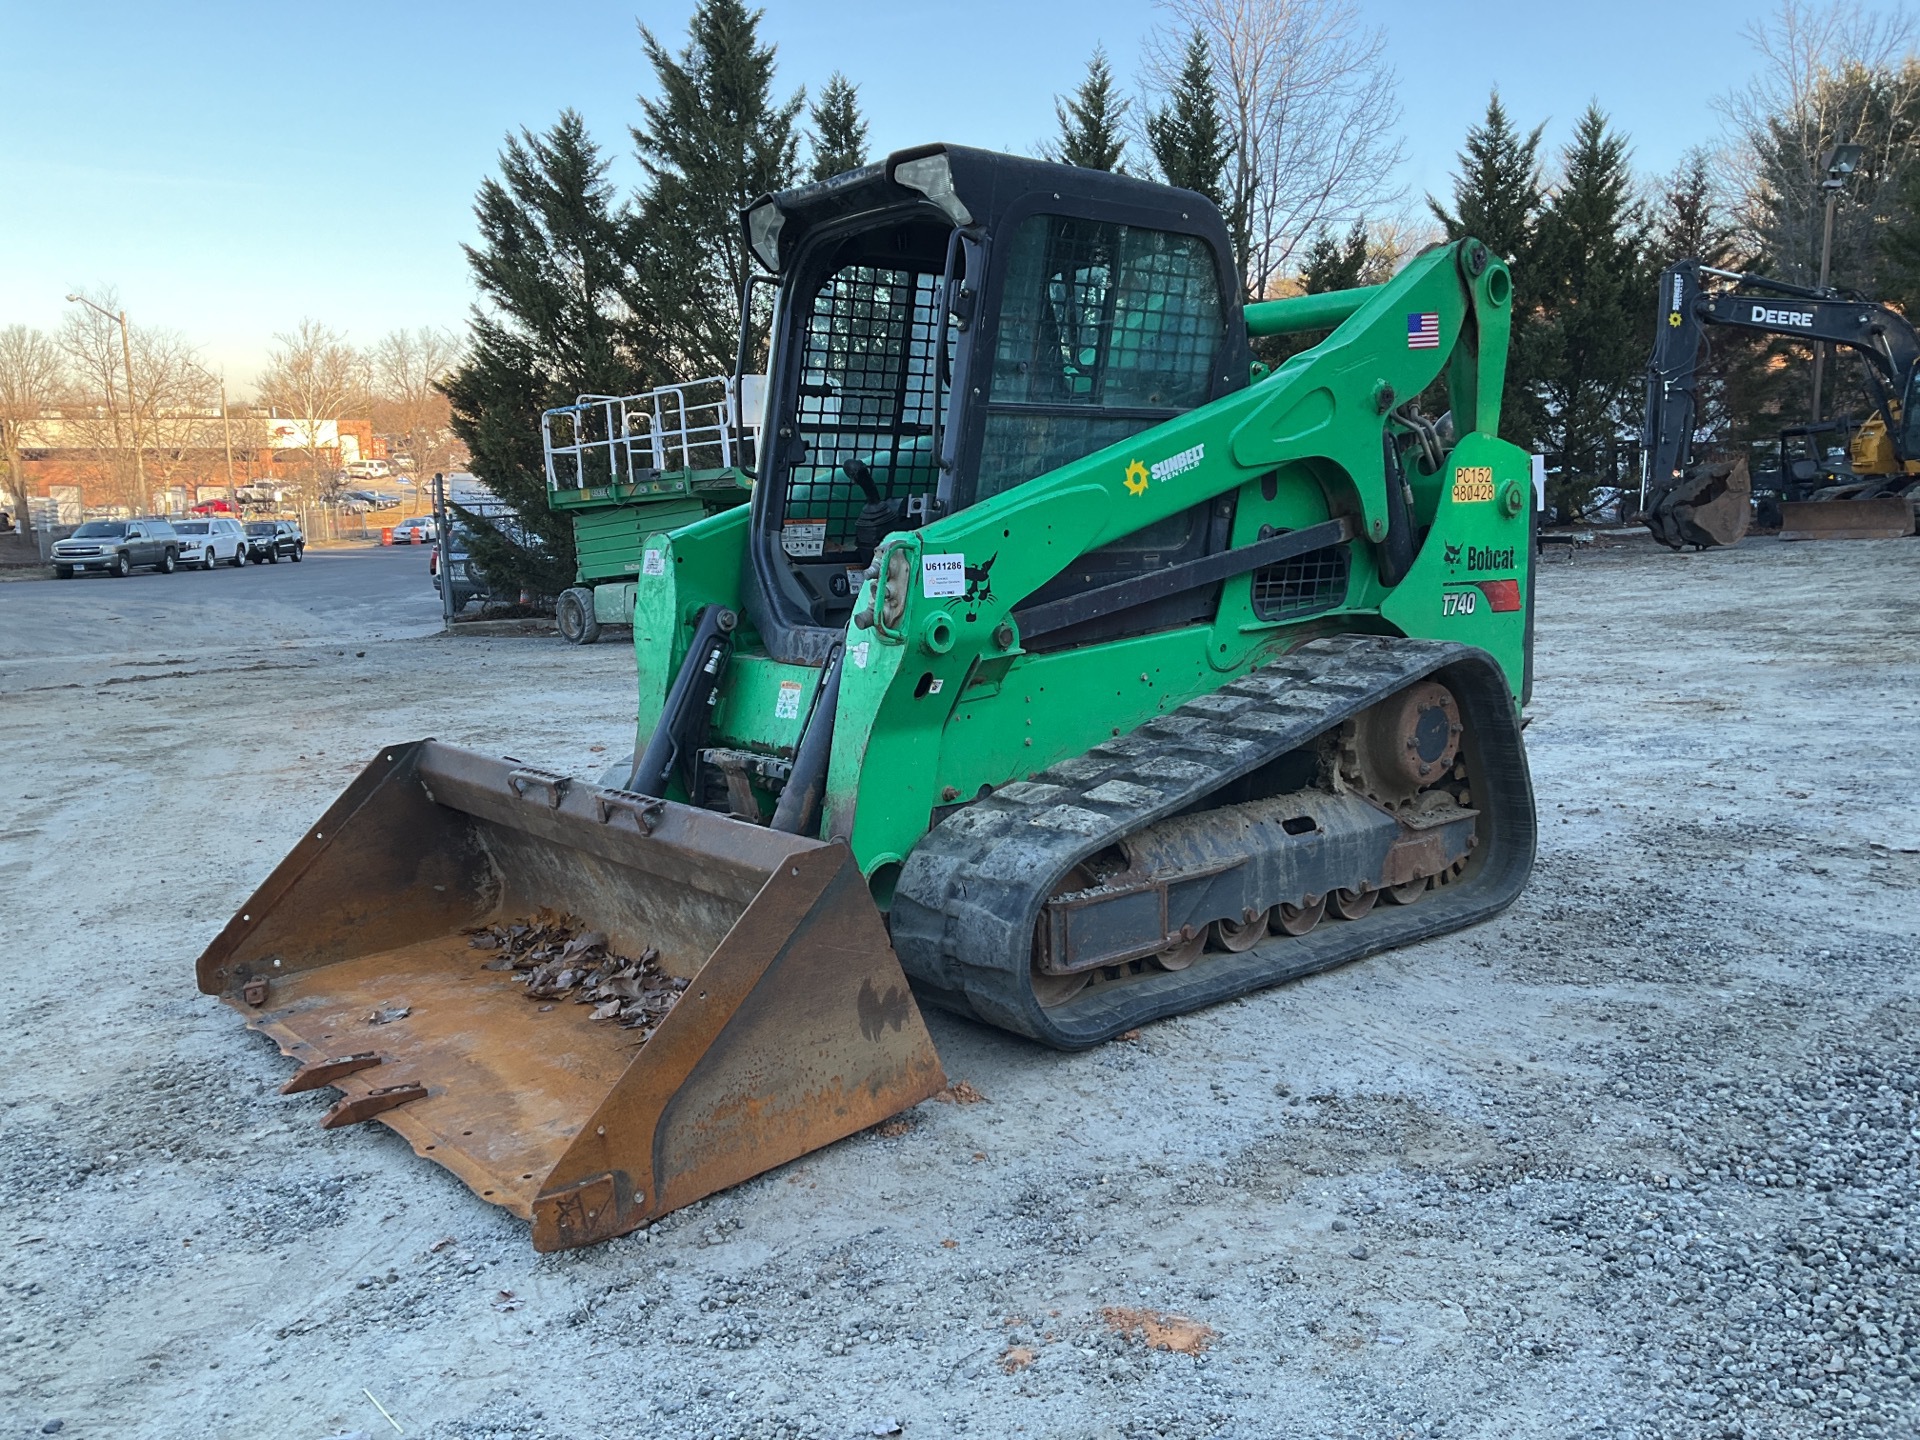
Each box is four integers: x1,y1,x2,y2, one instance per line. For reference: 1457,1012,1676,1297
745,200,786,273
891,152,973,226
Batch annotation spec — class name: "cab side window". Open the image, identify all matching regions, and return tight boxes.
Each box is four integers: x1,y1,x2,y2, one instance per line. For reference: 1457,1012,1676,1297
974,215,1223,505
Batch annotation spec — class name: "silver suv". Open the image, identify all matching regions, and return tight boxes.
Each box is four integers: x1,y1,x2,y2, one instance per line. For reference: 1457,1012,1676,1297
52,519,181,579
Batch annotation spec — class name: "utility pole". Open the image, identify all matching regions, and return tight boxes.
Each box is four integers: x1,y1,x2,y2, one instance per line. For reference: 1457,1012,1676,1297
66,294,146,506
1810,144,1864,426
188,360,236,492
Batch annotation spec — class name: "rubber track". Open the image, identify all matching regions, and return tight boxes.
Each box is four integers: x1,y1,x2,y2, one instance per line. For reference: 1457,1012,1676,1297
890,635,1537,1048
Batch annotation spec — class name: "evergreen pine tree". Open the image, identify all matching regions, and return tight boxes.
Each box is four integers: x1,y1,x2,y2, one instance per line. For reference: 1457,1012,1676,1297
441,111,643,595
1300,222,1370,294
1651,148,1780,449
807,72,869,182
1146,32,1227,204
1052,47,1130,172
1880,159,1920,317
1653,147,1737,267
630,0,803,379
1534,104,1644,516
1429,92,1547,270
1430,91,1551,451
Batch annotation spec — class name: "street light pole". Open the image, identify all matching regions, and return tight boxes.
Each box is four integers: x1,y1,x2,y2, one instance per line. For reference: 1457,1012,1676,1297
65,295,146,506
1810,144,1864,427
186,359,236,492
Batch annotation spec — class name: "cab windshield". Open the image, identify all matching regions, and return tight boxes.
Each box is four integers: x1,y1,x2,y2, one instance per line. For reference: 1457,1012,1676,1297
72,521,127,538
174,521,209,535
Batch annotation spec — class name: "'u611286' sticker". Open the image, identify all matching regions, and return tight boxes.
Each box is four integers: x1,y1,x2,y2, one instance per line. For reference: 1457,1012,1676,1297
922,553,966,598
1451,466,1495,504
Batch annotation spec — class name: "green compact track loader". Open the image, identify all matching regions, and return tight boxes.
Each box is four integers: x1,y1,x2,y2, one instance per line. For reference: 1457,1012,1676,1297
198,145,1537,1250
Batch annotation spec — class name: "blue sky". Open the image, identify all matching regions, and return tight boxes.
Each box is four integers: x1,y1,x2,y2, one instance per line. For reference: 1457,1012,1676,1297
1,0,1774,388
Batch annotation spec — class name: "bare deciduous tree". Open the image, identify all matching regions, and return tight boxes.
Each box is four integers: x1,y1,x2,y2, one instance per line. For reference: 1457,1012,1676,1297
372,327,463,511
0,325,66,533
1145,0,1406,299
1718,0,1920,284
258,319,367,536
58,292,135,510
57,289,218,513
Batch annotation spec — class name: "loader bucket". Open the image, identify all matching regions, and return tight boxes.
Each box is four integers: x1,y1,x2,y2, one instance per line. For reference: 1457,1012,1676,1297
1777,496,1916,542
194,740,945,1251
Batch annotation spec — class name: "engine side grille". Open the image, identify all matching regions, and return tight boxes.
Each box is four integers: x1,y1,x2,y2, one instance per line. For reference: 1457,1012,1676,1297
1250,539,1349,621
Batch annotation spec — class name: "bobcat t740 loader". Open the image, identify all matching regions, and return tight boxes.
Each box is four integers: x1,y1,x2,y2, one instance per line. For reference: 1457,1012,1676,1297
197,147,1538,1250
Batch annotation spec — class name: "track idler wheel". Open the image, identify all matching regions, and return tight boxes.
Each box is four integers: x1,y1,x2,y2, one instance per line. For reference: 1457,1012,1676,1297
1384,878,1429,905
1273,896,1326,936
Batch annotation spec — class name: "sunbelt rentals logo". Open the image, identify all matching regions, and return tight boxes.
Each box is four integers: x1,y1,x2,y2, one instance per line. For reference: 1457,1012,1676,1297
1125,443,1205,496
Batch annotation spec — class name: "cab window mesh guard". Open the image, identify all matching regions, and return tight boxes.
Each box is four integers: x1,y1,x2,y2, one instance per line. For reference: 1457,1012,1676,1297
784,265,946,559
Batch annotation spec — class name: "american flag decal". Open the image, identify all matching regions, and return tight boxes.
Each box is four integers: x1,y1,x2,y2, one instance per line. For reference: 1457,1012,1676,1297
1407,312,1440,349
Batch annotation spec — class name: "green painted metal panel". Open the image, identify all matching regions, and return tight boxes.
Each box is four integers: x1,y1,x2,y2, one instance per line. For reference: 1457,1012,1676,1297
573,501,707,585
631,506,750,783
710,654,818,757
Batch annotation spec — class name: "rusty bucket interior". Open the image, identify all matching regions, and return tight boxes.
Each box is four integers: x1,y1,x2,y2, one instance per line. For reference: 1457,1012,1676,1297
195,740,944,1250
1778,495,1917,542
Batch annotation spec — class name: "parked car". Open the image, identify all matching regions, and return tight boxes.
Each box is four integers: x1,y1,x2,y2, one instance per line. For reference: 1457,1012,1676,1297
51,518,181,578
170,517,250,568
390,515,437,544
345,459,393,481
190,498,237,515
344,488,401,510
243,520,305,563
430,523,529,609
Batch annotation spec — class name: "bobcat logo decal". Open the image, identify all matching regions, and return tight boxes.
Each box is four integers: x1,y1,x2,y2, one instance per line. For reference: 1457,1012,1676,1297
964,552,997,604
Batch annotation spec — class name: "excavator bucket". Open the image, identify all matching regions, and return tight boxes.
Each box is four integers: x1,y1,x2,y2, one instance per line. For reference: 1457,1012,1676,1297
194,740,944,1251
1646,457,1751,550
1777,495,1916,542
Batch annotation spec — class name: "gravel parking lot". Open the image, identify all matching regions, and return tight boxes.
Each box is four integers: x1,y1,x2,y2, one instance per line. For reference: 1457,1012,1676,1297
1,536,1916,1440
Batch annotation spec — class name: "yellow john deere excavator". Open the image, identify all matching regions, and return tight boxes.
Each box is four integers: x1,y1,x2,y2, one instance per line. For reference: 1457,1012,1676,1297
196,147,1538,1250
1643,258,1920,547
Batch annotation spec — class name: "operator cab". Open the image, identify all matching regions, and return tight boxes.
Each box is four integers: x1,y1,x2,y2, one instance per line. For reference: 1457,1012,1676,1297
740,144,1248,664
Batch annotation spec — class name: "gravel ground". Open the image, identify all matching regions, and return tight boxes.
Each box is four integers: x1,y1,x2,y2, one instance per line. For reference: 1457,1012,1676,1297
1,535,1916,1440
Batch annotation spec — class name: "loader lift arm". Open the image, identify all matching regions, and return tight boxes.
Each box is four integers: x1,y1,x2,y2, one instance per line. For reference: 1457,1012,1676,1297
1643,258,1920,547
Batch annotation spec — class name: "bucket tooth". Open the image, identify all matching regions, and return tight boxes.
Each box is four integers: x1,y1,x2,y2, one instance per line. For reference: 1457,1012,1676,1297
197,739,945,1250
321,1083,428,1128
281,1052,384,1094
